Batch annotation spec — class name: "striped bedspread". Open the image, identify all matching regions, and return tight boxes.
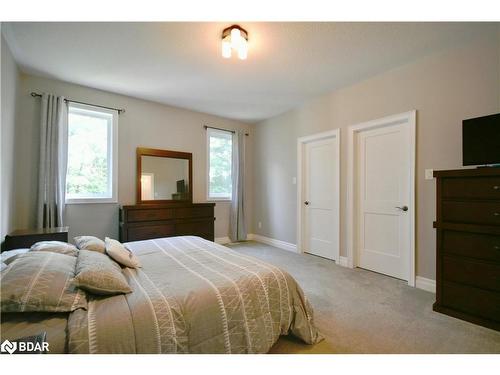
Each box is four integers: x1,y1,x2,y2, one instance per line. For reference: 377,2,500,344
67,236,322,353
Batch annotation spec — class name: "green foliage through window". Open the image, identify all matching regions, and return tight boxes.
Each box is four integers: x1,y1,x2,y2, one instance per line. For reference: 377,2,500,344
209,130,232,199
66,106,112,199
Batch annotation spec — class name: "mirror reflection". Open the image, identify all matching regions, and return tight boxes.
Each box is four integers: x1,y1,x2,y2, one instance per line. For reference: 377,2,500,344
140,156,189,200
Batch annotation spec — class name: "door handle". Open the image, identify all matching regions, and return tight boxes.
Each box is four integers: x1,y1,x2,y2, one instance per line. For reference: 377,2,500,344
396,206,408,212
304,201,310,205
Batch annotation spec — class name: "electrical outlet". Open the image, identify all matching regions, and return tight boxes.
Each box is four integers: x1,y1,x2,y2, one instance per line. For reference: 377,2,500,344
425,169,434,180
258,222,262,229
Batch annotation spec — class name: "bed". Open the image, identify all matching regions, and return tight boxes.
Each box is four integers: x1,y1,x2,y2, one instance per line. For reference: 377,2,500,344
1,236,322,354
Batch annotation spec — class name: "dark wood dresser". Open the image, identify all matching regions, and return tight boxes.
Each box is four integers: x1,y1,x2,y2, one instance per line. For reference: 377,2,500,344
119,202,215,242
433,168,500,331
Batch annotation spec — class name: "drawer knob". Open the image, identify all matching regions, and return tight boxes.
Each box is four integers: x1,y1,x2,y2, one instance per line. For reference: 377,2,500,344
494,212,500,217
495,245,500,250
494,185,500,190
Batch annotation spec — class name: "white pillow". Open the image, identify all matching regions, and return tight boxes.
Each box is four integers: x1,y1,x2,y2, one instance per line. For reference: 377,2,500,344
105,237,141,269
1,248,30,263
30,241,78,256
74,236,106,253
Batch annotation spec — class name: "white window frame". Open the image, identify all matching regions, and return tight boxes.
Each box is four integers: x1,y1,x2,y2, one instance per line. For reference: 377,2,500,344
206,128,233,201
65,102,118,204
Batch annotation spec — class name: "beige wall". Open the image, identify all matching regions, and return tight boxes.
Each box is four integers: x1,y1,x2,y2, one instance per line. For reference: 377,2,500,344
13,73,253,241
252,34,500,280
1,33,20,242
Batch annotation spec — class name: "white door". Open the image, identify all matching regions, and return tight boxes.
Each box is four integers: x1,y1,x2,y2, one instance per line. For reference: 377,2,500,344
141,173,155,200
356,122,412,280
303,136,339,261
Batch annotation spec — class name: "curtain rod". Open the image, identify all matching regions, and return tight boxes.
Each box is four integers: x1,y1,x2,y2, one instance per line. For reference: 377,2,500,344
204,125,249,136
30,92,125,114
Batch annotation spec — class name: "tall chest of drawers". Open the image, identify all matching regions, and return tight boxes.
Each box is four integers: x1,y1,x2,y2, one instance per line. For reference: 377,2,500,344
433,168,500,331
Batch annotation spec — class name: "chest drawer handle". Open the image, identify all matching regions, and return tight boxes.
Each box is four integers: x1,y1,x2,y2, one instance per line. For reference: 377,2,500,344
495,246,500,250
494,185,500,190
494,212,500,217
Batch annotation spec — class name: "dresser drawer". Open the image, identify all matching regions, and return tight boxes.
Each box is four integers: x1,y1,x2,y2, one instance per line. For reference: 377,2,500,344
442,177,500,200
127,224,175,241
442,256,500,292
127,208,174,222
441,281,500,323
442,230,500,263
442,201,500,226
175,207,213,219
176,219,214,237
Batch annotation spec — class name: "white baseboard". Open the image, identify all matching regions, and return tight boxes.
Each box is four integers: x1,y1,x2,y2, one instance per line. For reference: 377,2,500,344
338,256,349,267
415,276,436,293
249,234,298,253
215,237,231,245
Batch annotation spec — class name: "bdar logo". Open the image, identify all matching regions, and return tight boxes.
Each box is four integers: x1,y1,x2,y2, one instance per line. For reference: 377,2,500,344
1,340,17,354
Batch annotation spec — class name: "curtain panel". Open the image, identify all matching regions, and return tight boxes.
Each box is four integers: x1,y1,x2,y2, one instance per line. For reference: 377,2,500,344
229,130,247,242
37,93,68,228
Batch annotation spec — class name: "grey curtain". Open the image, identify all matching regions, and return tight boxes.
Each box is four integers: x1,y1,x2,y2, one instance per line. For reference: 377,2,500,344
229,130,247,242
37,93,68,228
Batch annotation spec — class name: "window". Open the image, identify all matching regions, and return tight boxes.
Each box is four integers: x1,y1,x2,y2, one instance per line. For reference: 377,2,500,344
207,128,232,200
65,103,118,203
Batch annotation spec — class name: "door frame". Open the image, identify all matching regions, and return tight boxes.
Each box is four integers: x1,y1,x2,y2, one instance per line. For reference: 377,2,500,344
297,128,340,262
346,111,416,286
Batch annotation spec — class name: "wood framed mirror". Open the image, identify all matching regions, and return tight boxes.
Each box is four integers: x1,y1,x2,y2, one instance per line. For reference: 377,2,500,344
136,147,193,204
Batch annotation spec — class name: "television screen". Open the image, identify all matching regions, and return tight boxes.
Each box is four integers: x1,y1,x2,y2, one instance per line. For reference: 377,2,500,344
462,113,500,166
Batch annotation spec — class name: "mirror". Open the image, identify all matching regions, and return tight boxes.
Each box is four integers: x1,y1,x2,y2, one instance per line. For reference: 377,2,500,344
136,148,192,203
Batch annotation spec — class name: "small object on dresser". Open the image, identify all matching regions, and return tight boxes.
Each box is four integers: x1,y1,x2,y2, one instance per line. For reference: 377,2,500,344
2,227,69,252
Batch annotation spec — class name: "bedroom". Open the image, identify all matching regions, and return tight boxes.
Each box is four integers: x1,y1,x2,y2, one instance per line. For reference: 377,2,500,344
1,0,500,369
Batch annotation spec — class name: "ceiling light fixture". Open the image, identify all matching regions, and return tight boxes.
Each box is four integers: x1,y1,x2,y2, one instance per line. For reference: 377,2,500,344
221,25,248,60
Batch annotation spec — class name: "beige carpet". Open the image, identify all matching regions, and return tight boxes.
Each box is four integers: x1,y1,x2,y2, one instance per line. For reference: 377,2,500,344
226,241,500,354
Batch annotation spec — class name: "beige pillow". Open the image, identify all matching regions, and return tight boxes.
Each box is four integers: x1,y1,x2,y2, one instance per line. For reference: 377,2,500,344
74,236,105,253
105,237,141,269
1,252,87,313
74,250,132,295
30,241,78,257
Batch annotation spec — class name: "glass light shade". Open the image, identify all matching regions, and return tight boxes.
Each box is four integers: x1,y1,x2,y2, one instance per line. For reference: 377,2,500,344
230,28,241,48
237,39,248,60
222,37,232,58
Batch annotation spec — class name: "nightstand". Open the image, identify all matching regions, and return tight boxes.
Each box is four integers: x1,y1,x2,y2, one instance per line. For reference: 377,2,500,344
2,227,69,252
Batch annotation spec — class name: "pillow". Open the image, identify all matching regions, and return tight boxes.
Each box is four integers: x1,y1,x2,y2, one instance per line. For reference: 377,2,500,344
30,241,78,257
73,250,132,295
1,262,7,271
1,252,87,313
1,248,29,264
105,237,141,268
74,236,105,253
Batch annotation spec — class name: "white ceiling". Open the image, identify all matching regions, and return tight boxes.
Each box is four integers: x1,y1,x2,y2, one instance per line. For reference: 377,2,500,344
3,22,498,123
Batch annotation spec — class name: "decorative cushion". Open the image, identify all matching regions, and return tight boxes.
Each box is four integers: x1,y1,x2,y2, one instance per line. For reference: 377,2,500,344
73,250,132,295
1,248,30,264
0,252,87,313
30,241,78,257
105,237,141,269
74,236,105,253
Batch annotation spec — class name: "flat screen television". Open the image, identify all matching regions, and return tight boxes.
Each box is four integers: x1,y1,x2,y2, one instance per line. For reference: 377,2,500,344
462,113,500,166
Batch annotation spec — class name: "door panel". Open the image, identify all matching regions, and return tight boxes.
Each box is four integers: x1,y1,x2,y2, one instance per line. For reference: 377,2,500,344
303,136,339,261
357,123,410,280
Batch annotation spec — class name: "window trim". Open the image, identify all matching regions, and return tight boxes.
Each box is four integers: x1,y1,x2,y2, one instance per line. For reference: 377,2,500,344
206,127,233,202
65,102,119,205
